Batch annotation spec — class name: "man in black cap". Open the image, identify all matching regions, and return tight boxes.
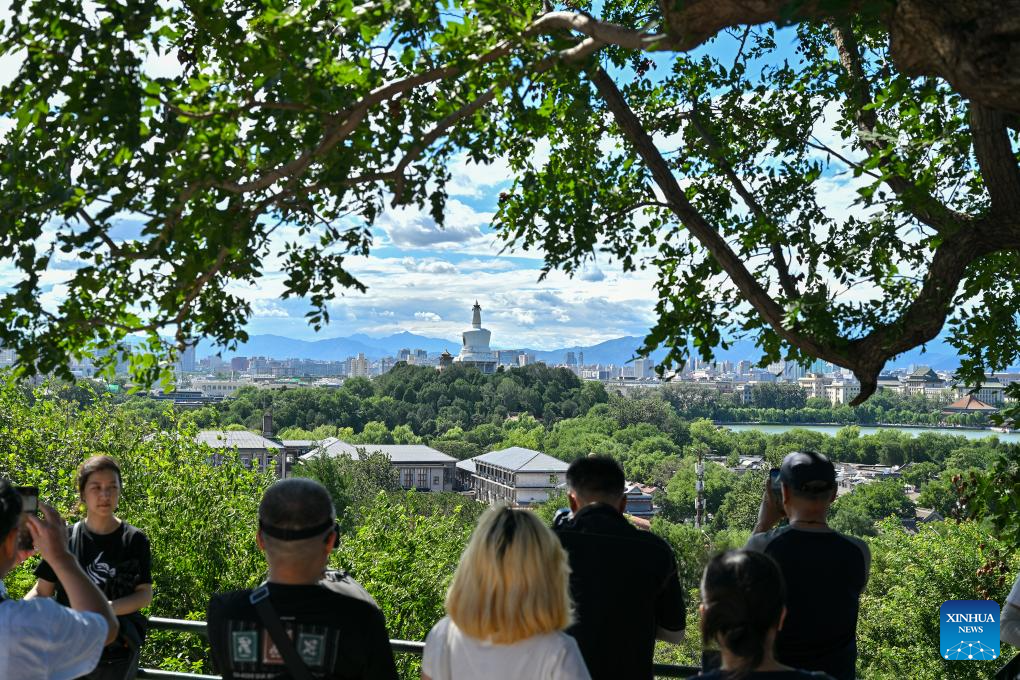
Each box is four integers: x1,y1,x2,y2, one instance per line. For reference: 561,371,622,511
746,451,870,680
206,478,398,680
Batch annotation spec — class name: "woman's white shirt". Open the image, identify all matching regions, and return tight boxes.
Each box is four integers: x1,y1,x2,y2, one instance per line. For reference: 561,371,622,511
422,616,591,680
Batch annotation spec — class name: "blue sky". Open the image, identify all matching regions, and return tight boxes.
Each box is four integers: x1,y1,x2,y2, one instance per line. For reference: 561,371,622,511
0,10,865,351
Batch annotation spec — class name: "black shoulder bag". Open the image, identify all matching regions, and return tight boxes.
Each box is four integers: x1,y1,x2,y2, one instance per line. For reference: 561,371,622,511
249,585,315,680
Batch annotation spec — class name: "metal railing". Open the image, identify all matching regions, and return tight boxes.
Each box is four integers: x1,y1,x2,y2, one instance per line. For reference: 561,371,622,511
137,617,699,679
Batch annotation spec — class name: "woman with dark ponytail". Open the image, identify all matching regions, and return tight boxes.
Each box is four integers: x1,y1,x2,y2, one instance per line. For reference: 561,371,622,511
691,550,834,679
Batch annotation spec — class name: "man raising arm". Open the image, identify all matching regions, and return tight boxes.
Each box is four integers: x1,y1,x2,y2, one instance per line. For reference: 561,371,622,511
0,481,118,680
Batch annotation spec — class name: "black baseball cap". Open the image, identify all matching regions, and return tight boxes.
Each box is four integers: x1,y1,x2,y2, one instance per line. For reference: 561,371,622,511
780,451,836,492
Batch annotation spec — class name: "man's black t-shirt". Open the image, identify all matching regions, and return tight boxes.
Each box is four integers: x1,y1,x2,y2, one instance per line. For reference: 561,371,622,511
206,571,398,680
745,526,870,680
36,520,152,604
553,504,686,680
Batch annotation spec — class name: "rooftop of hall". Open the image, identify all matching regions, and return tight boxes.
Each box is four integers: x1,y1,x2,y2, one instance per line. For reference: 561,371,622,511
302,437,457,464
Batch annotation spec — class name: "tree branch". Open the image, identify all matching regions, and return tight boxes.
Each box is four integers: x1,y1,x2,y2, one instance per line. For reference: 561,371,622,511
528,11,676,50
969,103,1020,215
589,67,841,364
687,106,800,299
830,20,960,233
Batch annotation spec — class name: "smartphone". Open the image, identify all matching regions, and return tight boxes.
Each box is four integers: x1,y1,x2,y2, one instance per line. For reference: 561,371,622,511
13,486,38,551
768,468,782,501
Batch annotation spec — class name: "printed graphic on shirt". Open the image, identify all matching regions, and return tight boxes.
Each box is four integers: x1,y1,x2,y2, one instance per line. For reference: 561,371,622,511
261,629,286,665
232,631,258,664
85,551,116,587
940,600,1000,661
298,632,326,667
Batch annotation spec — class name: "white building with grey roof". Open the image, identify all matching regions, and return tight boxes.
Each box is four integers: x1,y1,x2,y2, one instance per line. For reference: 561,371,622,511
195,430,283,472
467,447,569,506
301,438,457,492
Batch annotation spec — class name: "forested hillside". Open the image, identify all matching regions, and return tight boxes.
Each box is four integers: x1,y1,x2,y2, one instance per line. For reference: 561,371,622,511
3,376,1019,678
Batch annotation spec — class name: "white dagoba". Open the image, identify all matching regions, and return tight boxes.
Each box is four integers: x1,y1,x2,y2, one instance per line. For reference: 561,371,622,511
453,301,497,373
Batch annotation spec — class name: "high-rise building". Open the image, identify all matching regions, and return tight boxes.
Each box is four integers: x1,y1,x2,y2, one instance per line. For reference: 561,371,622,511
231,356,250,372
565,351,577,366
737,360,751,375
398,348,411,362
177,344,197,373
348,353,370,378
497,350,522,366
414,349,428,362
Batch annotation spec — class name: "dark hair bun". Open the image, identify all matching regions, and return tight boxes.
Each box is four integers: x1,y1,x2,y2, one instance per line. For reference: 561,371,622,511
700,550,786,677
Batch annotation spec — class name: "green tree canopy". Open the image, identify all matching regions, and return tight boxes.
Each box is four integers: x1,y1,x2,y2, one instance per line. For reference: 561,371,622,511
2,1,1019,407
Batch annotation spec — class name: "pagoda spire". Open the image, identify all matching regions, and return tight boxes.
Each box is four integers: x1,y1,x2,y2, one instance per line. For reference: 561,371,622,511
472,300,482,329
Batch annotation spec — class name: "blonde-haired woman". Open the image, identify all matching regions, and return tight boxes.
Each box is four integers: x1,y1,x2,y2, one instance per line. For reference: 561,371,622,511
422,505,591,680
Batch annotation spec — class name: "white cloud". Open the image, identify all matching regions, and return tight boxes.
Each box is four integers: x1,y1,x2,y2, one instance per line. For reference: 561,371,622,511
251,300,290,318
413,311,442,322
378,199,494,249
401,257,458,274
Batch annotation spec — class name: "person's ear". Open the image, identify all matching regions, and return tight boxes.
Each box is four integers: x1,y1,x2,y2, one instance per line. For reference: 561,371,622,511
781,482,791,505
255,530,266,553
778,606,787,631
616,495,627,513
567,492,580,513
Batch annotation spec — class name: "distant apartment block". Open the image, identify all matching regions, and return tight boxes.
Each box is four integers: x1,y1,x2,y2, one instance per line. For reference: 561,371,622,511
192,379,254,399
230,356,250,371
348,353,370,378
463,447,569,506
825,380,861,405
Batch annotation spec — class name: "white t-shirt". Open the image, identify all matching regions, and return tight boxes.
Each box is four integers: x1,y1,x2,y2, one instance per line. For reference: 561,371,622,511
0,597,109,680
422,616,591,680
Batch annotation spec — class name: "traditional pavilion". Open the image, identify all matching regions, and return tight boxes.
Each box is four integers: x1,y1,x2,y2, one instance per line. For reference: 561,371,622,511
453,301,497,373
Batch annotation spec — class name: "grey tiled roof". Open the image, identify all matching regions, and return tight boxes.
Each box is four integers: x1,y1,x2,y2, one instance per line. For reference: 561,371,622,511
456,459,476,473
195,431,281,450
473,447,569,473
302,438,456,464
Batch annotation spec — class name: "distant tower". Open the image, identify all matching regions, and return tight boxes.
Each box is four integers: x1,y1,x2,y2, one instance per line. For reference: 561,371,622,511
438,349,454,371
454,300,497,373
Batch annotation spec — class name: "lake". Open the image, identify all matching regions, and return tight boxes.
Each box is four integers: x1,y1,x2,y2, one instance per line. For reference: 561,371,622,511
718,423,1020,444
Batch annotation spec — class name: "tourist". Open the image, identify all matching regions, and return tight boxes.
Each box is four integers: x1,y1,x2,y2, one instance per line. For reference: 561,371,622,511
552,456,685,680
0,479,119,679
206,478,398,680
690,550,834,679
746,451,870,680
28,455,151,680
1003,572,1020,647
421,505,589,680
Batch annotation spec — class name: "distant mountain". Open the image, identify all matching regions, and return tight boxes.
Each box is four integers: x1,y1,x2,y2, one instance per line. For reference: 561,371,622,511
195,330,993,371
197,332,458,361
522,336,670,366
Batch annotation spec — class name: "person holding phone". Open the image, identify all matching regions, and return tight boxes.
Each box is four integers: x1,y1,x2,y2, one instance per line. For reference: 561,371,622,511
0,479,119,679
746,452,869,680
26,456,152,680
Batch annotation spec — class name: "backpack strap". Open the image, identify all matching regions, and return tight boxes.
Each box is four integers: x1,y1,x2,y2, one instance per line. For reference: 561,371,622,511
69,520,83,559
249,585,315,680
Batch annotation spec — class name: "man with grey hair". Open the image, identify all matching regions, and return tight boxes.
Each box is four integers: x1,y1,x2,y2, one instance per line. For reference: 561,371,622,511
206,478,397,680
